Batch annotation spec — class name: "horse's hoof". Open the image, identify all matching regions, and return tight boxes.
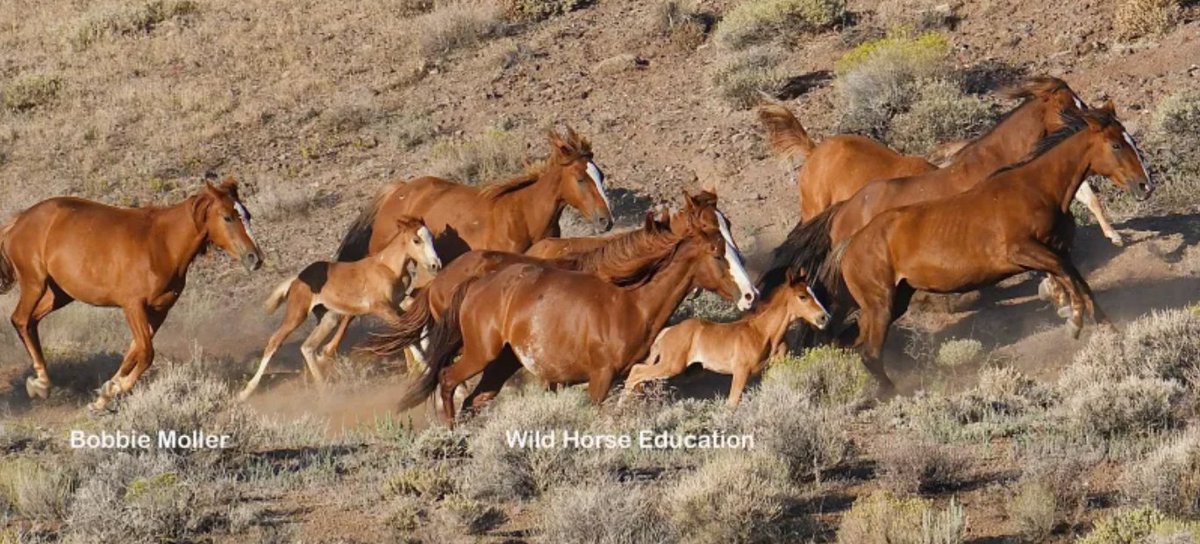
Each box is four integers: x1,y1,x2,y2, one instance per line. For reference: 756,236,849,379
87,398,115,414
25,377,50,400
1108,233,1125,247
100,380,123,398
1057,305,1073,319
1037,279,1054,301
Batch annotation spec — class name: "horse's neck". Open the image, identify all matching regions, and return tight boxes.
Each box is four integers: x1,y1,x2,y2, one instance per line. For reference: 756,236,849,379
373,241,412,278
746,292,792,349
630,251,698,335
951,101,1047,180
494,167,566,247
154,197,210,278
1012,134,1094,212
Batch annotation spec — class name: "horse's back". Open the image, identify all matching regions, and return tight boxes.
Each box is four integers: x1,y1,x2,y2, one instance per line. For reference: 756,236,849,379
801,135,936,219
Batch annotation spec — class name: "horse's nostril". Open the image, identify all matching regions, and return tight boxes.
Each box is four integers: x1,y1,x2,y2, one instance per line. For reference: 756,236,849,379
743,293,753,301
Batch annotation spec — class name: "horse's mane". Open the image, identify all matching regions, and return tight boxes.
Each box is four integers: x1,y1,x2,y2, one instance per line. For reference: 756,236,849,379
946,76,1077,162
478,167,544,200
991,108,1116,175
556,225,681,286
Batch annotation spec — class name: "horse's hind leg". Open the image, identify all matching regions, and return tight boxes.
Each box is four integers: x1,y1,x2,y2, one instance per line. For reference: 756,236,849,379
843,273,898,396
301,312,342,393
239,291,310,401
461,352,521,415
319,314,354,361
1009,242,1085,338
13,281,71,399
1060,257,1111,327
439,336,503,424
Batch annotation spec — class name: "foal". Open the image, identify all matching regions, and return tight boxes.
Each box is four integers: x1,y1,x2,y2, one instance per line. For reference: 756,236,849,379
625,269,830,406
238,217,440,400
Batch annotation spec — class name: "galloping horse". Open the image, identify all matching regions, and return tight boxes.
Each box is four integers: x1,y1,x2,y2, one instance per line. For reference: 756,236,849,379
826,106,1151,393
323,127,614,360
407,220,753,423
238,217,443,400
625,268,831,407
0,178,263,410
759,77,1124,245
760,78,1118,296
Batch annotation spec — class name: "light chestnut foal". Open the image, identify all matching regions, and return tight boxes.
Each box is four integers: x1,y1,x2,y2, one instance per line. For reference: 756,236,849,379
626,269,831,407
239,217,441,400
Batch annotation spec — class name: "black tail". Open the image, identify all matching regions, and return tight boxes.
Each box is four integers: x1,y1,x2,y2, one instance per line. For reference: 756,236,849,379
335,185,396,262
395,280,471,411
757,201,843,298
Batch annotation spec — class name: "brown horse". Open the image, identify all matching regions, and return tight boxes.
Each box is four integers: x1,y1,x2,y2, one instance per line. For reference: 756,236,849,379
324,127,614,360
368,191,753,364
759,77,1122,244
0,178,263,410
827,105,1151,393
760,78,1117,296
238,217,442,400
406,220,751,423
625,268,831,407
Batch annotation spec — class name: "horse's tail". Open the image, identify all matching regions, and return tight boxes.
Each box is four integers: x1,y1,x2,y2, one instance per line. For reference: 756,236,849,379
395,281,471,411
757,104,817,163
819,239,853,309
364,288,434,357
0,218,17,294
263,278,294,314
335,182,402,262
756,201,843,298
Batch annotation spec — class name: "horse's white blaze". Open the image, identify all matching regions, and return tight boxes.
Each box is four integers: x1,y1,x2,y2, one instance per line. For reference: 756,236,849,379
806,285,830,325
1071,94,1084,110
586,161,613,213
715,211,745,267
1122,131,1152,186
234,202,256,244
725,241,757,310
417,226,441,269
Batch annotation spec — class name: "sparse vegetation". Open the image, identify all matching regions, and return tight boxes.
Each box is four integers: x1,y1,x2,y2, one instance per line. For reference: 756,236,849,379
709,45,786,109
540,482,672,544
653,0,713,50
1114,0,1180,41
889,80,993,155
763,346,873,406
1119,430,1200,517
877,436,968,494
70,0,200,50
665,453,790,544
431,128,528,184
836,491,965,544
504,0,592,22
2,75,64,113
1009,479,1057,540
715,0,846,50
412,2,506,60
1078,507,1200,544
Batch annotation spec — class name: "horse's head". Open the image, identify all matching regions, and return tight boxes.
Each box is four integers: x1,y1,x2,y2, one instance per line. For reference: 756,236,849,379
388,216,442,273
1082,103,1153,201
782,268,830,330
547,127,614,232
678,190,757,309
194,177,264,272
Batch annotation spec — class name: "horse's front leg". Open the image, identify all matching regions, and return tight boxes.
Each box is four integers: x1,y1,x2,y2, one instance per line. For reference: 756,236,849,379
92,303,162,411
1074,182,1123,247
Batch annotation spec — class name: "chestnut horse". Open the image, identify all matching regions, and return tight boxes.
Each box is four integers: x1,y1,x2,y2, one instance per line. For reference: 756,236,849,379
760,78,1116,297
625,268,831,407
759,77,1124,245
323,127,614,360
826,106,1151,393
0,178,263,411
238,217,442,400
404,221,752,423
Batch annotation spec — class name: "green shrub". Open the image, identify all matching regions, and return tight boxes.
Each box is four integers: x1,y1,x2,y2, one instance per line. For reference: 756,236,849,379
2,75,63,112
836,491,965,544
877,436,968,494
1078,507,1200,544
1057,376,1182,439
715,0,846,50
933,338,984,370
834,32,954,139
709,45,785,110
763,346,872,406
666,453,790,544
890,80,993,155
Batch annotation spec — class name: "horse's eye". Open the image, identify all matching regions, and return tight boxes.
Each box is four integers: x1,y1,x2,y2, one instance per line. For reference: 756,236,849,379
1111,142,1122,151
413,237,422,244
224,215,234,223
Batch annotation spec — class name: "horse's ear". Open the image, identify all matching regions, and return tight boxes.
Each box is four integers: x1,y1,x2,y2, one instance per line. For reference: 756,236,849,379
1082,111,1104,130
547,128,573,158
643,211,656,230
219,176,238,192
785,267,796,285
1099,100,1116,114
682,189,698,210
192,190,214,229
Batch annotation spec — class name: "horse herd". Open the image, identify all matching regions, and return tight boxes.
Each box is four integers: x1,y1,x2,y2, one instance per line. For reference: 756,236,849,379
0,76,1152,420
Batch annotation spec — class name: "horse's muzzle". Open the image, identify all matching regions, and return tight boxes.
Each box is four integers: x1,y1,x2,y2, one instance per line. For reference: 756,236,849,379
242,251,263,272
814,313,831,330
1130,181,1152,201
596,215,614,232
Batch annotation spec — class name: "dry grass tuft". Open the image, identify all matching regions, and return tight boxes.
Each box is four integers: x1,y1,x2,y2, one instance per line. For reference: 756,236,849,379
836,491,966,544
540,481,672,544
652,0,713,50
1078,506,1200,544
70,0,200,50
933,337,984,371
877,436,969,494
2,75,64,113
504,0,592,22
1114,0,1180,41
665,452,790,544
709,45,786,110
411,2,506,60
875,0,958,32
715,0,846,50
764,346,873,406
1119,429,1200,517
1008,479,1058,541
431,128,528,185
889,79,993,155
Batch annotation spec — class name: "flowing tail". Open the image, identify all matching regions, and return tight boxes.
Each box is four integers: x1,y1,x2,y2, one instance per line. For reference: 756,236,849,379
0,219,16,294
395,281,471,411
364,289,434,357
335,182,401,262
756,201,843,298
263,278,293,314
757,104,817,163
